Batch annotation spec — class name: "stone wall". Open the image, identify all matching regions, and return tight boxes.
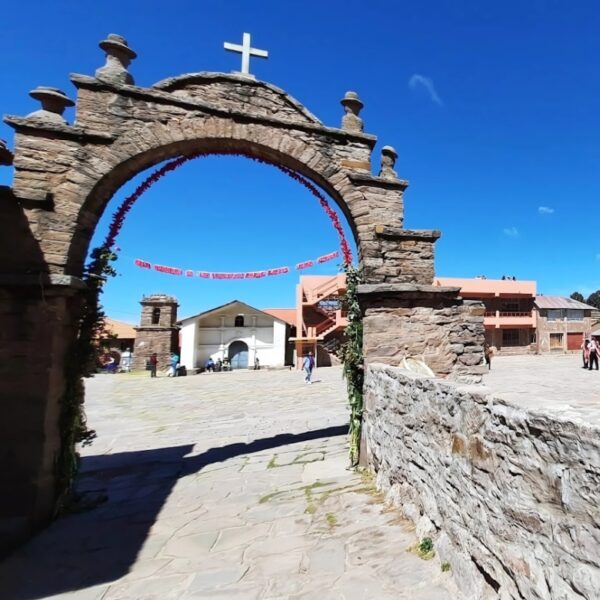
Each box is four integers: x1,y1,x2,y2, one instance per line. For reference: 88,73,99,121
363,364,600,600
131,328,178,372
0,279,81,556
359,284,487,382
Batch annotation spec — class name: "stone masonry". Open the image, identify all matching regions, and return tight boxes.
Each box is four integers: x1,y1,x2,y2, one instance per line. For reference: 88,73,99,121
0,32,483,555
364,363,600,600
132,294,179,372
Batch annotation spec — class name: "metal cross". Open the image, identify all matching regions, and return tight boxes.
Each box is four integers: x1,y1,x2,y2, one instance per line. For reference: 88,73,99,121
224,32,268,75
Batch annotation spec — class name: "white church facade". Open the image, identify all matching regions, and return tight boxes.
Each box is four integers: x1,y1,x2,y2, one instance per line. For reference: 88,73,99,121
178,300,291,370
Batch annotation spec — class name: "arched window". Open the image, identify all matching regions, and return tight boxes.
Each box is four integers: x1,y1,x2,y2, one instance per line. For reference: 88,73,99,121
235,315,244,327
151,307,161,325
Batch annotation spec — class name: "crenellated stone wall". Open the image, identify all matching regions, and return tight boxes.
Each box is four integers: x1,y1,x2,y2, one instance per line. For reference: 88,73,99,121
363,363,600,600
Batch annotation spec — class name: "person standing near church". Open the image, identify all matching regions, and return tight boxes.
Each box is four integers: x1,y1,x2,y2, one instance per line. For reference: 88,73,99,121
169,352,180,377
588,337,598,371
121,348,132,373
149,353,158,378
302,351,315,384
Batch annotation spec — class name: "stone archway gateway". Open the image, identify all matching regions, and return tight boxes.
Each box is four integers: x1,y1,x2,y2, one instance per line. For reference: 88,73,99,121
0,34,484,553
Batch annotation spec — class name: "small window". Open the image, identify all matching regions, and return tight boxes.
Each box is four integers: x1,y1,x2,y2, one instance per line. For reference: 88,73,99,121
235,315,244,327
566,309,583,321
546,309,562,321
151,307,161,325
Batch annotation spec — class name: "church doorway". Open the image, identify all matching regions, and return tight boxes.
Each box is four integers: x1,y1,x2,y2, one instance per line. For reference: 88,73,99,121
229,341,249,370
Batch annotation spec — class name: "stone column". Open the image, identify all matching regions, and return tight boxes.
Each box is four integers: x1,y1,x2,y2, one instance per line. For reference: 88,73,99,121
0,277,83,556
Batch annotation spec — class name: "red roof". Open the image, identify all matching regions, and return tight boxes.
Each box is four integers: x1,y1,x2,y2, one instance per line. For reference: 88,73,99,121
104,318,136,339
263,308,296,326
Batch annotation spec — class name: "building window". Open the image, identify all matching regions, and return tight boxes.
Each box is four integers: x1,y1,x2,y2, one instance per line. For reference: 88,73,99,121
502,329,520,347
151,307,161,325
546,309,562,321
501,301,520,313
566,309,583,321
235,315,244,327
549,333,564,350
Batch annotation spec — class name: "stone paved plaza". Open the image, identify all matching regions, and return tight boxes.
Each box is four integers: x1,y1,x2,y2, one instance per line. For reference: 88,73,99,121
0,366,454,600
483,352,600,427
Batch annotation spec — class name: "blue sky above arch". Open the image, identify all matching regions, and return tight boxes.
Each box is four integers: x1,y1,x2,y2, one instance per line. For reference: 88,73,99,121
1,0,599,321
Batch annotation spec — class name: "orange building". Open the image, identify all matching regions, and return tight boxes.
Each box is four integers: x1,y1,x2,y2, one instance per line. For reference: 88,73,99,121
288,274,348,367
435,277,537,353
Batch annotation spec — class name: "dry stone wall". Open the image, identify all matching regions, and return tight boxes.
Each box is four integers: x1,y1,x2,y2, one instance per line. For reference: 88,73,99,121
364,364,600,600
359,284,487,382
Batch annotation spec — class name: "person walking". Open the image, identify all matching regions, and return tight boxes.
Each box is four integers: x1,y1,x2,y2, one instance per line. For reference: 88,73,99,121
302,351,315,384
149,352,158,378
169,352,180,377
484,344,493,370
121,348,132,373
588,338,598,371
581,337,590,369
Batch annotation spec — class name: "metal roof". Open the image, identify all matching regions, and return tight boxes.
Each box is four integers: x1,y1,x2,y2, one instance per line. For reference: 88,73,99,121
534,296,595,310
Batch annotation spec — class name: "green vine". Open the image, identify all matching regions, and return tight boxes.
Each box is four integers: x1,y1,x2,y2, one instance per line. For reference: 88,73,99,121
339,264,364,466
54,246,117,512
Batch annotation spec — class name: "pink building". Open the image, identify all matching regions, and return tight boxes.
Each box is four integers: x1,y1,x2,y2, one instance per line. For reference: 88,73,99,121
289,274,348,367
435,277,537,353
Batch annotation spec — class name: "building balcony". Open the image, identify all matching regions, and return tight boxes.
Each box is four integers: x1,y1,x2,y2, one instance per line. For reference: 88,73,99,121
484,311,536,328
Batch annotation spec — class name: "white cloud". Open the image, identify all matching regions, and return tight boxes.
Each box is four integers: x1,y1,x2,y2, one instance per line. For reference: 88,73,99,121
408,74,443,106
503,226,519,237
538,206,554,215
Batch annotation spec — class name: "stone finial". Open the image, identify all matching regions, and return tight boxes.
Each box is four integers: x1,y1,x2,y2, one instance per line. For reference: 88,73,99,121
341,91,364,132
95,33,137,85
378,145,398,179
0,139,13,166
26,87,75,124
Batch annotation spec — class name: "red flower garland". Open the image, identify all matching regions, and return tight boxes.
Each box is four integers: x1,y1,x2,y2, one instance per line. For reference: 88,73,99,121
102,151,353,265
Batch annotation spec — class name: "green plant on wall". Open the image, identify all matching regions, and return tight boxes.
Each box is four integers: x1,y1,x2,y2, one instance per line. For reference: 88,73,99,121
55,245,117,511
339,264,364,466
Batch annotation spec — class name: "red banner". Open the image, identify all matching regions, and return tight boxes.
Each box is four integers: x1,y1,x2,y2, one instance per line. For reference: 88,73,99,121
296,260,314,270
134,259,151,269
154,264,183,276
135,252,339,279
317,251,339,264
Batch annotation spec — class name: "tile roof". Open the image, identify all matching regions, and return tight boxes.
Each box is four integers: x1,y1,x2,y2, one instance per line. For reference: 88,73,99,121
104,318,137,339
263,308,296,326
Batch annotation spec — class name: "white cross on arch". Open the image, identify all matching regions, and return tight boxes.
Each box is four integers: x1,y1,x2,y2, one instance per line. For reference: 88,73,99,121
224,32,269,75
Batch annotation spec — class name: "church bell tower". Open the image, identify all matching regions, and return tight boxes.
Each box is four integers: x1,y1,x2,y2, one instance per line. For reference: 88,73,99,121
132,294,179,371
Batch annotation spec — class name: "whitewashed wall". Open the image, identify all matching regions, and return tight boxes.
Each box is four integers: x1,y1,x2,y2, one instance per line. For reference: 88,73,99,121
179,321,196,369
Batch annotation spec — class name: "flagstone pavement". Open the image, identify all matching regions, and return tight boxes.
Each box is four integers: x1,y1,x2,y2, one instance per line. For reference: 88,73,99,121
1,366,456,600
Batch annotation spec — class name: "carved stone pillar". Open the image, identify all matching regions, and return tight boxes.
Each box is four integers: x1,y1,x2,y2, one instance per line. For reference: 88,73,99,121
95,33,137,85
341,91,364,132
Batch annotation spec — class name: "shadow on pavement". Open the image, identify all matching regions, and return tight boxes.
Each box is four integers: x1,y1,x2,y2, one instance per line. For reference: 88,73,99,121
0,424,348,600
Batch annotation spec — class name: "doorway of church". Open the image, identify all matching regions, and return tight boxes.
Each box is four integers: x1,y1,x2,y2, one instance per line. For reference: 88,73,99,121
229,341,249,370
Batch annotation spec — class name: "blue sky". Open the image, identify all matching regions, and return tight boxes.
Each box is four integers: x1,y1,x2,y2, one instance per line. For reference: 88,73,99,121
1,0,599,322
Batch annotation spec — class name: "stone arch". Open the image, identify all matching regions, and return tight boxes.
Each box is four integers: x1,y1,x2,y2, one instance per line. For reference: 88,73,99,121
0,34,484,555
64,122,368,276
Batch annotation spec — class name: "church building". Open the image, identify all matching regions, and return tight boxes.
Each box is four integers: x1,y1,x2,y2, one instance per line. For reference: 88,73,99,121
178,300,292,370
